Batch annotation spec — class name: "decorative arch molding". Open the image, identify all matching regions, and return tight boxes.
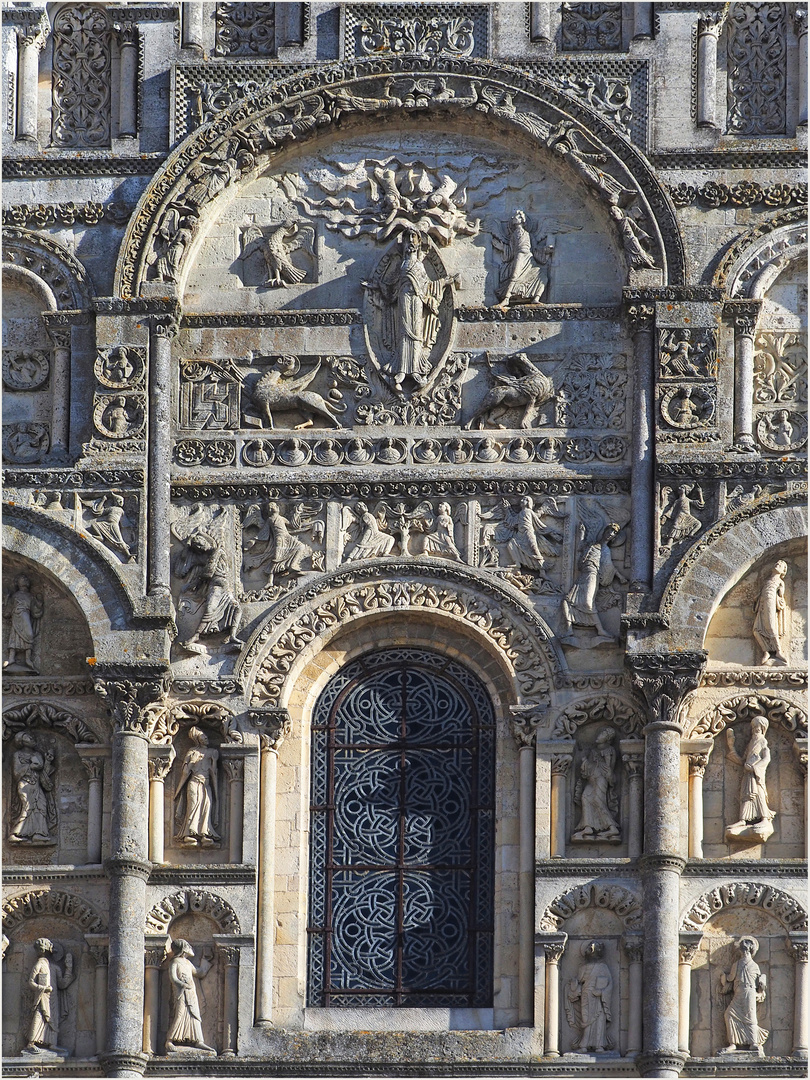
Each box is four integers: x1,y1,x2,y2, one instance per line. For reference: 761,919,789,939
550,693,644,738
3,504,171,658
712,206,807,297
145,889,241,935
3,226,94,310
688,692,808,741
681,882,807,934
659,490,807,649
2,888,107,935
538,882,643,933
2,701,99,744
238,559,565,708
114,57,685,298
145,699,241,745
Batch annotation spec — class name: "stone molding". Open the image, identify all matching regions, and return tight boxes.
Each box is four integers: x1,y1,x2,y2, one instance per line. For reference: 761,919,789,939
688,692,808,740
2,227,95,311
114,56,685,299
681,882,808,934
550,693,644,738
2,701,99,744
145,888,242,934
667,179,807,209
626,651,707,732
93,666,171,738
711,206,808,295
538,881,643,932
239,560,564,708
2,888,107,934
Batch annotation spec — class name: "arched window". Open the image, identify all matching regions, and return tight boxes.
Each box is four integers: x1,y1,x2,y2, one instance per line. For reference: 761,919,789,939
308,648,495,1008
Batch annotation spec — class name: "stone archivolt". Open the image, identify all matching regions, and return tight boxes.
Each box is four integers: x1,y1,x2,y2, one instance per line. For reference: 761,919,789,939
539,882,643,933
145,889,241,935
2,889,107,935
681,882,807,935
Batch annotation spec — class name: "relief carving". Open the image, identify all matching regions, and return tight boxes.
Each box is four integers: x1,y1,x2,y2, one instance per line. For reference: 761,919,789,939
572,728,620,843
356,10,477,58
92,394,145,440
659,384,716,430
171,509,244,655
561,521,628,647
3,573,44,674
174,728,220,847
465,352,556,430
241,499,325,596
51,5,111,149
342,502,396,560
2,350,50,391
491,209,554,307
239,219,316,288
719,937,768,1056
561,2,622,51
3,423,50,465
727,3,786,136
7,731,57,845
22,938,76,1056
724,715,776,843
76,494,136,562
659,484,705,551
246,355,345,429
147,208,195,284
752,560,788,666
165,939,216,1055
94,347,145,391
659,328,717,380
564,940,614,1053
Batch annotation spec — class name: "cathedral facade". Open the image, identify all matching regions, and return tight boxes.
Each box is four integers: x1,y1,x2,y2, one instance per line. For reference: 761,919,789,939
1,3,807,1077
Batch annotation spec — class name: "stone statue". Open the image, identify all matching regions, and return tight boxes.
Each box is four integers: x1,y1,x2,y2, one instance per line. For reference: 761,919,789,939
465,352,556,430
22,938,75,1056
724,716,776,842
148,207,194,283
719,936,768,1055
165,939,216,1054
173,531,244,655
3,573,44,672
752,560,788,666
343,502,396,560
561,523,627,645
174,727,220,846
572,729,620,842
8,731,57,845
565,940,614,1053
491,209,553,307
364,229,458,392
659,484,704,548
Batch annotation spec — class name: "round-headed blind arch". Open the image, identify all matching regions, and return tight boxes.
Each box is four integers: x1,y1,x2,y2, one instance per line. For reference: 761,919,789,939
308,647,495,1007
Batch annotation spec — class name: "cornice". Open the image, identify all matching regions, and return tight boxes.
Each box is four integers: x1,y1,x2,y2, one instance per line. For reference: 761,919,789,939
682,859,807,877
1,865,108,883
148,864,257,886
3,155,166,180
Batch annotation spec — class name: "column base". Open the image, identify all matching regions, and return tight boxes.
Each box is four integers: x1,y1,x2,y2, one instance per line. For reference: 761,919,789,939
637,1051,687,1078
100,1051,148,1078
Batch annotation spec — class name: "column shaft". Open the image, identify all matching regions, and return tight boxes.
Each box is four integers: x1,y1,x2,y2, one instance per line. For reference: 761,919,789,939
118,26,138,138
16,29,42,141
95,961,109,1055
549,755,571,859
630,322,654,589
633,3,653,38
796,15,808,126
544,954,561,1056
790,940,809,1058
148,777,165,863
49,334,71,457
518,743,534,1026
225,761,244,864
256,744,278,1022
686,751,710,860
142,963,160,1055
87,775,103,863
733,328,756,449
529,2,552,43
148,320,175,596
677,956,694,1054
222,955,239,1056
697,23,720,127
627,955,643,1054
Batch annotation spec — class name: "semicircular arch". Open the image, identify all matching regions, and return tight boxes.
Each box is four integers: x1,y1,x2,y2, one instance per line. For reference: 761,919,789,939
3,888,108,935
3,227,94,311
681,882,807,935
145,889,241,935
712,206,807,297
538,881,643,933
115,58,684,299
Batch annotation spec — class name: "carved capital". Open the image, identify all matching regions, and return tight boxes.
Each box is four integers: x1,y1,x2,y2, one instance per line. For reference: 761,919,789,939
725,299,762,338
793,6,808,37
217,943,240,966
550,753,573,777
45,325,71,351
510,705,546,748
538,933,567,963
144,946,166,968
627,652,707,733
679,940,700,966
93,668,171,738
81,756,104,783
787,935,809,963
147,745,176,782
15,15,49,50
688,753,710,777
115,21,139,47
793,739,808,776
248,707,292,750
222,757,245,783
88,943,109,967
698,8,725,35
624,935,644,963
625,302,655,337
622,751,644,779
151,314,181,340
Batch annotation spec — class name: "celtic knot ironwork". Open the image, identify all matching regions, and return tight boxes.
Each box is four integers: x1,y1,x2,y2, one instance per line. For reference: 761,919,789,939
308,648,494,1007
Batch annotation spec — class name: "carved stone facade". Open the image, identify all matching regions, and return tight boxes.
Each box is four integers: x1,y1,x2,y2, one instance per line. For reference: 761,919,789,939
1,3,806,1079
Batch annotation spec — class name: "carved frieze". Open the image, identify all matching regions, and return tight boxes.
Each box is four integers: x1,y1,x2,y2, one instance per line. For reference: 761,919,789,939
753,331,807,456
345,4,488,60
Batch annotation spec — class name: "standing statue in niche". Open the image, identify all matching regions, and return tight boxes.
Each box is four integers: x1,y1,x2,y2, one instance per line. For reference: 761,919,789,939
561,523,628,646
491,209,554,307
8,731,57,845
719,936,768,1056
752,560,788,666
565,940,614,1053
174,727,220,847
22,938,75,1056
724,715,776,842
572,729,620,842
165,939,216,1054
3,573,44,673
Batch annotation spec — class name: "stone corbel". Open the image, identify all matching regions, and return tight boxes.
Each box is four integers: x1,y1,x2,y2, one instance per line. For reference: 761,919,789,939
536,739,574,859
677,932,702,1055
85,933,110,1055
536,932,567,1057
682,737,713,859
619,738,644,858
76,744,110,864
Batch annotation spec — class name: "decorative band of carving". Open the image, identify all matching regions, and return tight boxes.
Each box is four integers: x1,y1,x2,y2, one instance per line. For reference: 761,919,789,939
681,882,808,933
551,694,644,738
3,889,107,934
104,857,152,880
145,888,241,934
639,853,687,875
2,702,98,744
689,693,808,740
636,1052,687,1075
538,882,643,932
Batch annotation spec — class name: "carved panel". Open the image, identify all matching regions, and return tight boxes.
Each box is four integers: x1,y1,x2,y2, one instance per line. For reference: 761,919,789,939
344,4,488,60
561,3,623,51
727,3,787,136
51,5,112,149
215,3,275,56
753,332,808,455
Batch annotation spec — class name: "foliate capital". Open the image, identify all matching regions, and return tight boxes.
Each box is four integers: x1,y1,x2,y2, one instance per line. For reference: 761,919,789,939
509,705,546,748
93,666,171,738
626,652,707,733
248,707,292,750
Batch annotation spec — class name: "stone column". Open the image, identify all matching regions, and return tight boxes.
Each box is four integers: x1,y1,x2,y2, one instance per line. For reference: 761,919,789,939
540,934,567,1057
683,739,712,859
44,324,71,458
115,22,138,139
86,935,110,1056
142,937,166,1056
794,9,808,127
620,739,644,859
213,936,250,1057
182,1,205,49
147,744,175,865
727,301,762,452
249,708,291,1024
632,3,653,39
550,746,574,858
793,738,807,859
677,937,700,1055
628,651,706,1080
625,935,644,1055
148,316,178,598
787,935,809,1059
221,746,249,864
15,15,48,142
94,668,168,1078
529,2,552,43
510,707,544,1026
77,746,107,864
696,12,723,128
625,299,655,590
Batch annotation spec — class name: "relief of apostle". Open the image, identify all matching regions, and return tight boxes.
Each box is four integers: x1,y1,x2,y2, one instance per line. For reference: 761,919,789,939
8,731,57,844
565,940,614,1053
719,936,768,1054
165,939,215,1054
22,938,75,1056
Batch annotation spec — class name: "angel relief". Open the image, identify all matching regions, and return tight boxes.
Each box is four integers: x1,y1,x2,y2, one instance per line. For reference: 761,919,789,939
490,209,557,308
479,496,564,588
560,502,630,648
341,500,466,561
239,218,315,288
241,501,325,599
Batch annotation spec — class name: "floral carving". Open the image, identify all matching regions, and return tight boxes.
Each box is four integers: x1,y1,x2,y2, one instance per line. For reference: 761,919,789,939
561,3,622,51
357,11,476,58
145,889,240,934
2,890,106,934
727,3,787,136
51,5,112,149
215,2,275,57
681,882,807,933
688,693,807,740
2,703,97,745
551,695,644,738
539,883,643,932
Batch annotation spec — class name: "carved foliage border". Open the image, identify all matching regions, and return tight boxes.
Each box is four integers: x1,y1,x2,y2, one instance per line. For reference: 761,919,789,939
550,693,644,738
2,702,99,744
115,56,683,299
538,881,643,933
2,228,94,311
681,881,807,934
711,207,807,294
240,561,563,707
688,692,807,740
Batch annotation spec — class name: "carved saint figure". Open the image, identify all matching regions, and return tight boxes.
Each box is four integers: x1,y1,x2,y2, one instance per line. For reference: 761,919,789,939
242,501,322,585
422,502,462,560
174,532,244,654
724,716,776,842
174,727,220,846
659,484,704,548
608,203,657,269
572,729,620,842
8,731,57,844
345,502,396,560
495,496,563,573
23,938,75,1055
165,939,215,1054
752,560,788,666
492,209,553,307
561,523,627,644
719,937,768,1054
3,574,44,672
565,940,614,1053
149,207,194,283
81,494,135,561
366,230,458,391
660,329,704,378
